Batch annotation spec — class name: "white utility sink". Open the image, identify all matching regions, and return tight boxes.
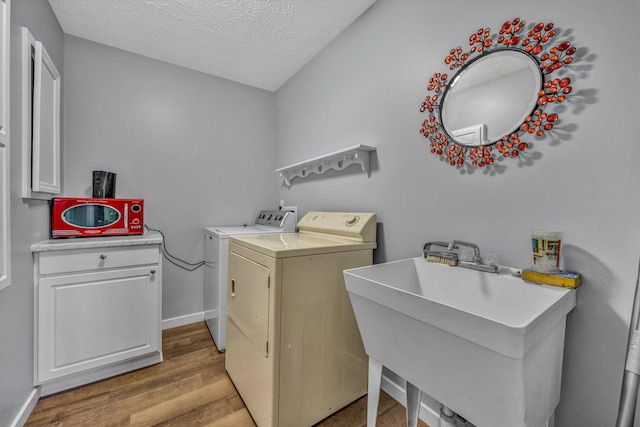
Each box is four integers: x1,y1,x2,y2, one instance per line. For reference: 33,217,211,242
344,257,576,427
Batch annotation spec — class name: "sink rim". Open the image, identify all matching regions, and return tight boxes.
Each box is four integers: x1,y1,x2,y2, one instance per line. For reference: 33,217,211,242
345,257,574,328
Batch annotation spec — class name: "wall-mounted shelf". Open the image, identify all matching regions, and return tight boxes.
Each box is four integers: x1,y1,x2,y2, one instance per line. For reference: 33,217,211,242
276,144,376,187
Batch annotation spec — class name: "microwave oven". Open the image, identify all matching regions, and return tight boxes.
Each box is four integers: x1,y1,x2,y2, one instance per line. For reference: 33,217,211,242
51,197,144,238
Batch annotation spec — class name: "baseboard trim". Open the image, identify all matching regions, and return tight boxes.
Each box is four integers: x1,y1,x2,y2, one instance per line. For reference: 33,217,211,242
9,387,40,427
162,311,205,330
39,351,162,396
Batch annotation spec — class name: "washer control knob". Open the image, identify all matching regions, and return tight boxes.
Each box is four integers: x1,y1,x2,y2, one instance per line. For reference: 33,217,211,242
131,204,141,213
346,216,360,226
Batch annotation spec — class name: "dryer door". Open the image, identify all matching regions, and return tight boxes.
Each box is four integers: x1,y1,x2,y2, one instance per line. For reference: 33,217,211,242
228,252,270,357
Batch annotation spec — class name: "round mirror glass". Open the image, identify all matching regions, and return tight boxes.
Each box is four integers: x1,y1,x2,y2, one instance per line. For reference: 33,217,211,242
440,49,542,147
63,204,121,228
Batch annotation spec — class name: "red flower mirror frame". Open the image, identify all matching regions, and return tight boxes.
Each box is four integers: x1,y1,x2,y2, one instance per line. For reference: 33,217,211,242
419,18,577,169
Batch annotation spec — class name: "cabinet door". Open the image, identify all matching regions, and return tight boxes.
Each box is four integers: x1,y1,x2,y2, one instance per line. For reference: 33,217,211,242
0,0,9,291
36,266,159,383
31,40,60,193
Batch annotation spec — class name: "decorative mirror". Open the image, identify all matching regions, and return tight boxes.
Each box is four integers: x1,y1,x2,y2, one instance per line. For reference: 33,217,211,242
420,18,577,168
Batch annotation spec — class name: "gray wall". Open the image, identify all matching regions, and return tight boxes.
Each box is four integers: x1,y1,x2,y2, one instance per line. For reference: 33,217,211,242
61,36,276,320
275,0,640,426
0,0,63,425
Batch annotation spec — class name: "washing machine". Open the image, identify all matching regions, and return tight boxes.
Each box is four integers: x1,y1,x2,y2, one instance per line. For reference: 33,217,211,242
204,210,296,351
225,211,377,427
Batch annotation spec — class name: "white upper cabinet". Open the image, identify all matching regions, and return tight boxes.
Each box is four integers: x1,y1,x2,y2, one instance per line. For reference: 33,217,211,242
21,27,61,199
0,0,10,292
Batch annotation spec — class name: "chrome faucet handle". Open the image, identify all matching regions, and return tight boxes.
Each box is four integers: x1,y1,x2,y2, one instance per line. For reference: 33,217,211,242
447,240,482,263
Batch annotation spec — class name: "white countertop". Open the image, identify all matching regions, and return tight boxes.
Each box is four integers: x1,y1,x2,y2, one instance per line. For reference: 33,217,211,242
31,231,163,252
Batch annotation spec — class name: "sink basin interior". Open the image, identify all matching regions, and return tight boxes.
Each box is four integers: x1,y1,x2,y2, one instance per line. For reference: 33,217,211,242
346,257,573,331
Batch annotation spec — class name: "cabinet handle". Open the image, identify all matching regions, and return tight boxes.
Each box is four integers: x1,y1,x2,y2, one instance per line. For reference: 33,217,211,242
231,279,236,297
99,254,107,260
150,270,156,274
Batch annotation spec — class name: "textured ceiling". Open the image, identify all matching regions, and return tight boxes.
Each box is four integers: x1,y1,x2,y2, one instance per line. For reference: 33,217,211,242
48,0,377,91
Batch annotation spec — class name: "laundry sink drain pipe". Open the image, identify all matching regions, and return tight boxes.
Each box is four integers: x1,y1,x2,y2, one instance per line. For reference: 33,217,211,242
440,405,457,427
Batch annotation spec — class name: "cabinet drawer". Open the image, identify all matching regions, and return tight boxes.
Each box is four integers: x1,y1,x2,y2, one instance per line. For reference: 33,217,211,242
38,245,160,275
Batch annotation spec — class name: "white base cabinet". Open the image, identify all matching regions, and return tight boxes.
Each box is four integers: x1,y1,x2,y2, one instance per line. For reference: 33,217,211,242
32,234,163,395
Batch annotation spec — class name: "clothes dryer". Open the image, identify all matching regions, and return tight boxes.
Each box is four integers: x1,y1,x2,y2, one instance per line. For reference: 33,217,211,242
204,210,296,351
226,212,377,427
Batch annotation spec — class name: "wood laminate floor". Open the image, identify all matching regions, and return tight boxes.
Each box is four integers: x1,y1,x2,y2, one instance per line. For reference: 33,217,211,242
25,322,429,427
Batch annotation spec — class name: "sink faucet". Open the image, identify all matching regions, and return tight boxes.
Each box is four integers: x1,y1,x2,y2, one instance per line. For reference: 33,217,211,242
423,240,499,273
447,240,499,273
447,240,482,263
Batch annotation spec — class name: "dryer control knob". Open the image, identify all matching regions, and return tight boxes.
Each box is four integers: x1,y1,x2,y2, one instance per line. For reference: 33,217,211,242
346,216,360,226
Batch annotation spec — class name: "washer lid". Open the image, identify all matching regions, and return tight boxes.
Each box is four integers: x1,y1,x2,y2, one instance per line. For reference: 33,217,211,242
205,225,285,238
